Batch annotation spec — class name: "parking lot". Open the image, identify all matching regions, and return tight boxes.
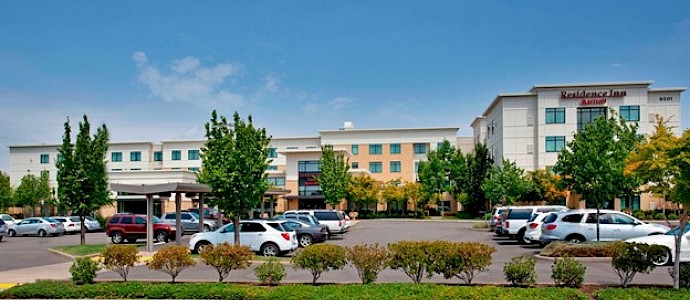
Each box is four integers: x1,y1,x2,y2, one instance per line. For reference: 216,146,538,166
0,220,674,285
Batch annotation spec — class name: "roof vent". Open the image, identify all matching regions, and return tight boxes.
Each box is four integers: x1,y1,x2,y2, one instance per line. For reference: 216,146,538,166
342,121,354,130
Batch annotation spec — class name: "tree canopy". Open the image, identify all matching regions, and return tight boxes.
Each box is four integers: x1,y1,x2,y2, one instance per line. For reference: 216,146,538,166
523,169,567,204
381,179,407,212
318,145,351,209
0,172,12,213
13,171,51,217
57,115,110,245
462,143,494,213
198,110,271,244
348,174,380,212
481,159,533,206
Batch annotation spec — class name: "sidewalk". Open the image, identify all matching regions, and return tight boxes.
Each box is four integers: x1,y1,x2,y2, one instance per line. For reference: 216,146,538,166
0,262,73,288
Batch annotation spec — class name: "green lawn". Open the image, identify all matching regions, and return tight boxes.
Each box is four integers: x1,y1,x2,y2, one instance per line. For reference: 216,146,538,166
51,244,109,257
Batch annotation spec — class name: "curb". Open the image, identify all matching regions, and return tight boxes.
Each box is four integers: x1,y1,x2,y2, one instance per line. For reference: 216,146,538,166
360,218,482,223
534,254,612,262
46,248,100,260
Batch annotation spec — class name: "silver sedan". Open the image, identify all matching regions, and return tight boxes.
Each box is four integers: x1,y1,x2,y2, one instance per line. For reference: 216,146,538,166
8,217,65,237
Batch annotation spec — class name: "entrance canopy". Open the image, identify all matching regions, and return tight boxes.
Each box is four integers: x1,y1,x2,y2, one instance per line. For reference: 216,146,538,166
110,182,211,252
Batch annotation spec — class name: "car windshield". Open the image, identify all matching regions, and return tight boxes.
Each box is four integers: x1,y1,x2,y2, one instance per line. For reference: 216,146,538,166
152,216,162,223
69,216,81,222
188,212,200,219
85,216,96,221
44,218,59,223
665,225,690,236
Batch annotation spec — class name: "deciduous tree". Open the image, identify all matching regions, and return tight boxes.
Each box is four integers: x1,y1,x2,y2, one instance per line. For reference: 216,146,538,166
403,181,425,216
462,143,493,214
318,144,351,209
13,172,51,217
524,169,567,204
381,179,406,213
417,140,468,215
0,172,14,213
348,174,380,213
198,111,271,244
481,159,533,206
57,115,110,245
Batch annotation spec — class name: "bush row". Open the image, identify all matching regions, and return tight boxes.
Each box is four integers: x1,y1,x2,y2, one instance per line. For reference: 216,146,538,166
540,241,625,258
631,209,679,220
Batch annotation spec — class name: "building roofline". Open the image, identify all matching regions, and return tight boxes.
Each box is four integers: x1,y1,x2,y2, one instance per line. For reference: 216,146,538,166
649,87,687,92
470,116,486,128
530,81,654,91
319,127,459,134
480,93,535,119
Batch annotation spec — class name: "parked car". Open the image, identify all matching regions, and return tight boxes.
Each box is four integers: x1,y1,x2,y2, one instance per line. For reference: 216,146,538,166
540,209,670,244
488,206,509,229
186,207,229,223
8,217,65,237
283,210,348,235
83,216,102,232
106,213,176,244
523,212,552,245
281,220,329,247
500,205,568,244
341,211,351,230
626,225,690,266
160,211,217,233
0,219,7,242
274,214,329,233
51,216,82,234
189,220,298,256
0,214,20,226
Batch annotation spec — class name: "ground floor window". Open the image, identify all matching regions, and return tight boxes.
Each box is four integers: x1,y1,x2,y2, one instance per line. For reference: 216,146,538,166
298,198,326,210
620,195,640,210
117,200,162,216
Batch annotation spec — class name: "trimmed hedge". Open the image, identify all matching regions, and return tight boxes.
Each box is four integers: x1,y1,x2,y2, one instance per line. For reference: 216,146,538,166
0,281,590,300
596,288,690,300
540,241,625,257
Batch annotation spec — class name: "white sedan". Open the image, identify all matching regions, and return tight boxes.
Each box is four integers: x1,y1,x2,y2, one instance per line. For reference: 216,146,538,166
52,216,82,234
627,225,690,266
189,220,298,256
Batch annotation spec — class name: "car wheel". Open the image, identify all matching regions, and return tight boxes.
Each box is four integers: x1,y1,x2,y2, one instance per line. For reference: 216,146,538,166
260,242,279,256
155,231,168,243
126,238,137,243
653,248,672,266
111,232,124,244
298,234,313,247
38,229,47,237
517,229,529,245
8,230,16,237
0,236,3,242
566,234,585,244
194,241,211,254
203,225,211,232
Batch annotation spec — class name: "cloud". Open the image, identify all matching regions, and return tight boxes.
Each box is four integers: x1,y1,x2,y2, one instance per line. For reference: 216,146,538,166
329,97,355,110
260,74,279,94
611,62,627,68
132,51,243,107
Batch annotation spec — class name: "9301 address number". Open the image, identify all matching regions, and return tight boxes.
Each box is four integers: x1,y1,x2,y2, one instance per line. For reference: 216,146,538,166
659,97,673,101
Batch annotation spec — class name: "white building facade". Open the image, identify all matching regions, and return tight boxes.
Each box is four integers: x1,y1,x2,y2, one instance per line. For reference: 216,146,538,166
471,81,685,210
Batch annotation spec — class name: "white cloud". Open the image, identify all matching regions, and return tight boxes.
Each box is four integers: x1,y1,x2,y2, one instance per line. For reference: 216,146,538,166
329,97,355,110
260,74,279,93
132,51,243,107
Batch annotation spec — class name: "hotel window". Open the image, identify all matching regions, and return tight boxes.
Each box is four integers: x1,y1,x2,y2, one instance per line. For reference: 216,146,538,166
188,167,200,172
545,108,566,124
268,148,277,158
268,165,278,171
351,144,359,155
57,153,63,163
40,154,49,164
369,144,382,155
390,161,401,173
267,177,286,187
620,105,640,122
369,162,382,173
188,149,200,160
545,136,566,153
130,151,141,162
413,143,427,154
577,107,607,131
111,152,122,162
389,143,401,154
153,151,163,162
171,150,181,161
620,195,640,210
351,162,359,169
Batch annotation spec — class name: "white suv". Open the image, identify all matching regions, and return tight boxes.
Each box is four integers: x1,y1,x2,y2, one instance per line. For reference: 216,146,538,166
501,205,568,244
540,209,670,244
189,220,298,256
284,210,348,235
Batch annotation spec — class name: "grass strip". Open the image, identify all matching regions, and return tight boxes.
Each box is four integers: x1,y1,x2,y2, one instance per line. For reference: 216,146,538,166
51,244,109,257
596,287,690,300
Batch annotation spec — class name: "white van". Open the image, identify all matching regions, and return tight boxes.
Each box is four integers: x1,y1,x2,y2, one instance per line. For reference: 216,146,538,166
500,205,568,244
283,210,348,235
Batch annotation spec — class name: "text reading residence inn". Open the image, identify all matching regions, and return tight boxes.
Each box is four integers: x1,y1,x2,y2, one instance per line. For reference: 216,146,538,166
8,81,685,217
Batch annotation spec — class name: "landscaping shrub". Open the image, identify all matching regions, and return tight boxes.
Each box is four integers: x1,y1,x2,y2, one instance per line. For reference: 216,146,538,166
387,240,434,283
551,256,585,288
632,211,647,220
540,241,625,257
347,243,388,284
503,255,536,287
69,257,100,285
655,212,666,220
596,288,690,300
670,262,690,288
611,242,666,287
199,242,253,282
101,244,139,281
668,213,679,220
471,222,490,230
254,257,286,285
291,244,347,284
429,241,496,285
147,245,196,283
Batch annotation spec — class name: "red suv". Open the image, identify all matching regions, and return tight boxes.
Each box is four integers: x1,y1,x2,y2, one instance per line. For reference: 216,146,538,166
106,214,176,244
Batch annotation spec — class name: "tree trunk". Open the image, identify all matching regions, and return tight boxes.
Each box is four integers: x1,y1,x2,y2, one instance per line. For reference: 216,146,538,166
233,215,240,245
672,209,687,289
596,203,601,242
80,215,86,245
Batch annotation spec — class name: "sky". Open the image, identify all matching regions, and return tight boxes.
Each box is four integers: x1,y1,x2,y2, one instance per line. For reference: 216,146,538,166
1,1,689,171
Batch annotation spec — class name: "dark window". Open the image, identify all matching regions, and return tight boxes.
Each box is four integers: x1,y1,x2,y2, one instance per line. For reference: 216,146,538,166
164,214,175,220
314,211,340,221
543,213,558,223
586,213,611,224
537,207,565,213
188,150,200,160
390,143,401,154
369,144,382,154
545,108,566,124
577,107,607,131
528,214,540,222
240,223,266,232
413,143,427,154
171,150,182,161
181,214,192,220
506,209,533,219
130,151,142,162
268,148,278,158
351,162,359,169
620,105,640,122
109,216,121,224
351,144,358,155
70,216,81,222
135,217,145,224
111,152,123,162
611,213,635,225
561,214,583,223
546,136,566,152
266,222,284,231
153,151,163,161
40,154,50,164
121,217,133,224
620,195,640,210
220,224,235,233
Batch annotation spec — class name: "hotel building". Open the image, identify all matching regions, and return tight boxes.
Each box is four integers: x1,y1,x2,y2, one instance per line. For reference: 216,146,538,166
471,81,685,211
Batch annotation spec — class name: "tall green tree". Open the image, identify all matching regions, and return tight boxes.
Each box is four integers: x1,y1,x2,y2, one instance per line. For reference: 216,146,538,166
57,115,110,245
462,143,493,214
553,111,636,241
198,111,271,245
417,140,468,215
481,159,533,206
381,179,406,212
0,172,12,213
347,174,380,213
403,181,425,216
318,144,351,209
668,128,690,289
523,169,567,204
13,172,51,217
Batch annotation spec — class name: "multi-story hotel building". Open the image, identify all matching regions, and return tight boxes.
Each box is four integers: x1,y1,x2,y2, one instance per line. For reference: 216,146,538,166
471,81,685,211
8,123,471,217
